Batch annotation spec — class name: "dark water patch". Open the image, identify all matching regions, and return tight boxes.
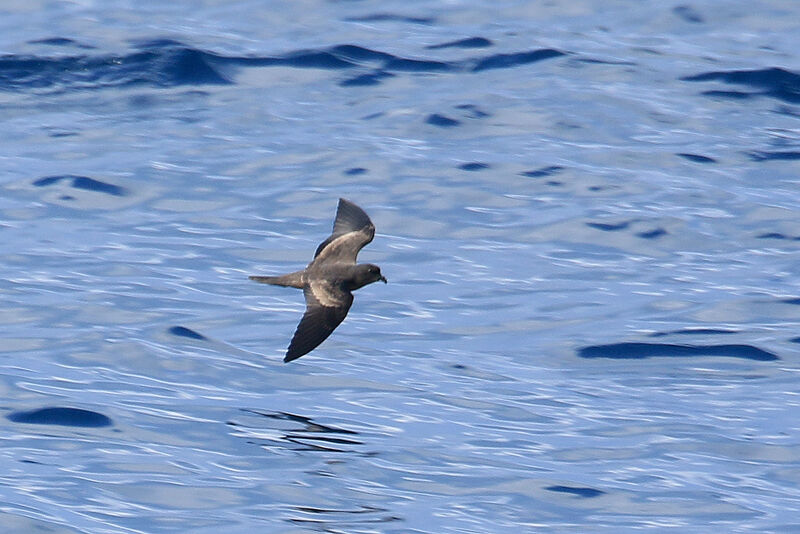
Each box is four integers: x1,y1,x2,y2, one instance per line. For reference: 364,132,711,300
757,232,800,240
673,5,705,23
470,49,565,72
157,47,230,84
455,103,489,118
459,162,489,171
33,175,127,196
344,13,435,24
781,297,800,305
0,41,567,92
327,44,394,63
521,165,564,178
546,485,605,498
48,131,79,138
578,342,778,361
426,113,460,127
286,44,560,84
294,504,391,515
586,221,630,232
33,175,70,187
427,37,493,50
790,337,800,344
131,38,187,49
344,167,367,175
749,151,800,161
28,37,96,49
678,153,717,163
575,57,637,66
168,326,207,340
384,57,453,72
8,407,113,427
700,90,754,100
682,67,800,103
272,49,355,70
637,228,667,239
775,105,800,117
72,177,127,196
650,328,738,337
0,44,230,92
340,70,394,87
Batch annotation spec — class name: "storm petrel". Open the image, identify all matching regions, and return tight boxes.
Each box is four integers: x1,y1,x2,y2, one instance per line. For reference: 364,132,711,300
249,198,386,362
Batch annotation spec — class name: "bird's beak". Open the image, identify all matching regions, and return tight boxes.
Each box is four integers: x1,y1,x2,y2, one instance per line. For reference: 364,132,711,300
380,275,387,283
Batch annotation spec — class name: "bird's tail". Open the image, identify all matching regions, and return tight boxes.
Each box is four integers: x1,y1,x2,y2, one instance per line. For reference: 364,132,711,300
248,271,304,288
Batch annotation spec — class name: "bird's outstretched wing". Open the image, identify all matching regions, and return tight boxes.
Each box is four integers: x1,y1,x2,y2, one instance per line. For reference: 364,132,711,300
284,280,354,362
312,198,375,265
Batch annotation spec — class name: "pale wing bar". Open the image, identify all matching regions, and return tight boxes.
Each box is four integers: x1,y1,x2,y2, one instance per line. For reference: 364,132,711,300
314,198,375,259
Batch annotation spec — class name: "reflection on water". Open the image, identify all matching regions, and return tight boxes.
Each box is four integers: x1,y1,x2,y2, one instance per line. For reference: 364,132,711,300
229,410,363,452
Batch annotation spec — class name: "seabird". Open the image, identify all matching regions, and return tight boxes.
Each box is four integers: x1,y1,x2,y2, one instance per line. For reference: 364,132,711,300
249,198,386,362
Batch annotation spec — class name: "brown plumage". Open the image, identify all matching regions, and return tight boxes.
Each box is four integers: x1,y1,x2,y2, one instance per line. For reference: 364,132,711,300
249,198,386,362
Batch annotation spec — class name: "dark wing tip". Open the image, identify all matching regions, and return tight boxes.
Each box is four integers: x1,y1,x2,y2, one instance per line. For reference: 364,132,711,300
282,298,352,363
284,331,316,363
333,198,374,235
284,350,304,363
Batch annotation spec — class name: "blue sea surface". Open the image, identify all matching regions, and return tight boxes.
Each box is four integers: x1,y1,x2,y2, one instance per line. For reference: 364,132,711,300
1,1,799,532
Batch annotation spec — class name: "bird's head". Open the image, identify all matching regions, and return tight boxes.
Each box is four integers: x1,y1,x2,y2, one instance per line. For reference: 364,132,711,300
350,263,387,290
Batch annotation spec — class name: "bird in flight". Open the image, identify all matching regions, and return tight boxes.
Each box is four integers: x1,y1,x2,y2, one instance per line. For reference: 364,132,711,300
250,198,386,362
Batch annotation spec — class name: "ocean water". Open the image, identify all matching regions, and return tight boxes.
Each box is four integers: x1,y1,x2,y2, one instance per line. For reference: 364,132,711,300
1,1,799,532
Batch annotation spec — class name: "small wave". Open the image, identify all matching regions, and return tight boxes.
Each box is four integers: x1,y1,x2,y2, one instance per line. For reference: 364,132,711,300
578,342,779,361
0,43,229,92
677,153,717,163
426,37,493,50
168,326,207,340
339,70,394,87
748,151,800,162
458,162,490,171
470,49,565,72
426,113,460,127
649,328,739,337
672,5,705,23
520,166,565,178
33,175,128,197
586,221,631,232
757,232,800,240
344,13,435,24
681,67,800,103
546,485,605,498
0,40,565,92
637,228,667,239
8,407,113,427
27,37,96,49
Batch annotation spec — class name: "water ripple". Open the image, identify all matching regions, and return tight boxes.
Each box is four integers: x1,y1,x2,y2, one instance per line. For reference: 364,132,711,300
0,40,565,93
